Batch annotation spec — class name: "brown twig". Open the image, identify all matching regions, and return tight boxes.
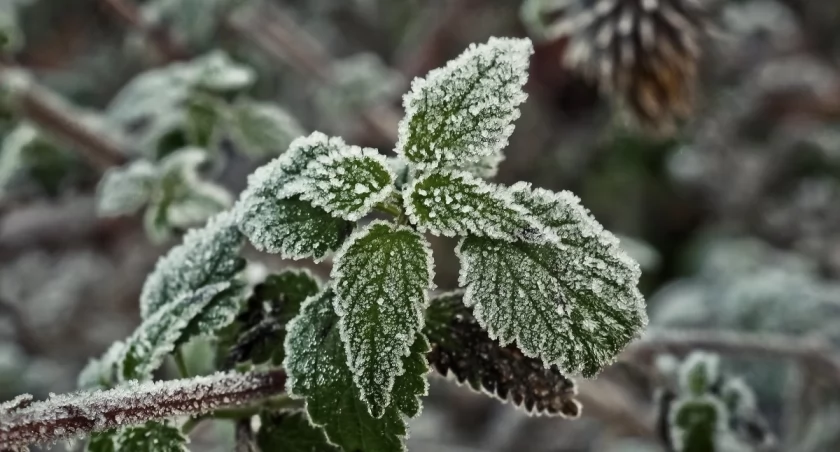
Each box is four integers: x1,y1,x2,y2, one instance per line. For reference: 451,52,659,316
0,370,286,449
98,0,190,62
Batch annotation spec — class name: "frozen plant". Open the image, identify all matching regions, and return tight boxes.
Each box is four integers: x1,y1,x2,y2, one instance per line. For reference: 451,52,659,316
0,36,647,452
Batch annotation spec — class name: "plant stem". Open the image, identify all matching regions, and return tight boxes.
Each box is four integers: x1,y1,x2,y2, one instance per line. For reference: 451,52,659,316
0,370,286,449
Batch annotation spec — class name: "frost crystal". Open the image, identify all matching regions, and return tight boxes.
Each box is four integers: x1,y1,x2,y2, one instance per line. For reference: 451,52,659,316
288,146,395,221
396,37,533,170
404,170,551,242
284,288,420,452
456,183,647,377
139,210,244,319
121,282,232,381
331,221,434,416
235,132,354,260
97,161,157,217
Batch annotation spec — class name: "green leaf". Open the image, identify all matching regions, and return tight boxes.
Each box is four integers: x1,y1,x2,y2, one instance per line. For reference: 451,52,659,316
456,183,646,377
425,291,581,417
226,100,305,157
120,282,232,381
396,37,532,170
332,221,434,416
389,333,430,418
114,422,188,452
236,194,353,261
140,210,244,319
97,161,158,217
86,432,116,452
288,147,395,221
227,269,322,366
257,411,338,452
285,288,421,452
679,352,720,397
181,280,246,341
77,341,126,390
669,396,725,452
185,94,222,148
404,170,548,242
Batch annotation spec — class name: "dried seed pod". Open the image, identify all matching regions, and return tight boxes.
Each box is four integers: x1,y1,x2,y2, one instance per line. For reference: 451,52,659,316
549,0,712,134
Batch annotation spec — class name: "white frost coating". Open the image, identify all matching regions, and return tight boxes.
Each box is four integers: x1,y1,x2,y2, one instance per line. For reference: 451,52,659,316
330,220,435,416
287,146,395,221
96,160,157,217
121,282,232,381
403,170,555,243
678,351,720,396
668,394,730,452
77,341,127,390
0,394,33,413
395,37,533,170
139,210,244,319
455,182,646,377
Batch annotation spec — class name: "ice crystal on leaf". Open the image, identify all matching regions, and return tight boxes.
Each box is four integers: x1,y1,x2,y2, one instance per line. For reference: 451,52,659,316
257,411,338,452
113,422,188,452
288,146,395,221
121,282,233,381
456,183,646,377
235,132,354,260
140,210,244,319
284,288,422,452
396,37,532,170
226,100,305,158
331,221,433,417
97,161,157,217
404,170,551,242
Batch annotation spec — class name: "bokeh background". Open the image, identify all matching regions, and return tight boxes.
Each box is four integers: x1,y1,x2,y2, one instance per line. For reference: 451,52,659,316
2,0,840,450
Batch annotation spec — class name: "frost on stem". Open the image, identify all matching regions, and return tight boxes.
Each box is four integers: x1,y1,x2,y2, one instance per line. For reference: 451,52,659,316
284,289,423,452
139,210,244,319
330,221,434,417
403,170,553,242
425,291,581,418
0,370,286,449
235,132,354,261
456,182,647,377
396,37,532,171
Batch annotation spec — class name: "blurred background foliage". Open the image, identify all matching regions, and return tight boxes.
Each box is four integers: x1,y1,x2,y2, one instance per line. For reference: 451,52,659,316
2,0,840,450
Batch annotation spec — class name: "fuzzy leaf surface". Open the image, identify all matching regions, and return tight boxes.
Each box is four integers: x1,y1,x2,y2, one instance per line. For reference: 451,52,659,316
113,422,188,452
456,183,646,377
332,222,433,416
285,289,421,452
257,411,338,452
404,170,546,241
290,147,394,221
425,291,581,417
396,37,532,170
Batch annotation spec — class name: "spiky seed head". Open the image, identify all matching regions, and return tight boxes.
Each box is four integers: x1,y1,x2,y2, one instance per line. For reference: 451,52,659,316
546,0,710,134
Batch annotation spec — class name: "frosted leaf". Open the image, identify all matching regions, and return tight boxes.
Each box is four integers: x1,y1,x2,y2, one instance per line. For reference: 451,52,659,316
225,100,305,157
284,288,422,452
404,170,550,242
257,411,338,452
113,422,188,452
289,147,395,221
86,432,116,452
236,194,353,261
456,183,647,377
181,281,246,340
140,210,244,319
226,269,321,366
331,221,434,416
315,52,404,116
235,132,354,260
396,37,533,170
461,149,505,179
97,161,158,217
121,282,233,381
78,341,127,390
425,291,581,418
668,395,728,452
679,352,720,397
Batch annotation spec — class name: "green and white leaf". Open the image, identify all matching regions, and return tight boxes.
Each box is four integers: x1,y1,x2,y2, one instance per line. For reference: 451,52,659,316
456,183,646,377
86,432,117,452
284,288,421,452
120,282,232,381
396,37,532,170
97,160,158,217
140,210,244,319
668,396,728,452
77,341,126,390
257,411,338,452
404,170,550,242
331,221,434,416
288,146,395,221
235,133,355,260
225,100,305,157
113,422,188,452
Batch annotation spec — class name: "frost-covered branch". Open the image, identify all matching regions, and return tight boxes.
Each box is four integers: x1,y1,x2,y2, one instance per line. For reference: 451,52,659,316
625,329,840,381
0,370,285,449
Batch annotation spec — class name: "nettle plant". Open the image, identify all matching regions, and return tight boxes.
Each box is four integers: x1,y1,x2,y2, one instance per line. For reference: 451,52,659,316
0,37,647,451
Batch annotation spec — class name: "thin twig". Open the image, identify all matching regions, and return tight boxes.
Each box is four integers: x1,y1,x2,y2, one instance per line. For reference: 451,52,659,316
0,370,286,449
98,0,190,62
